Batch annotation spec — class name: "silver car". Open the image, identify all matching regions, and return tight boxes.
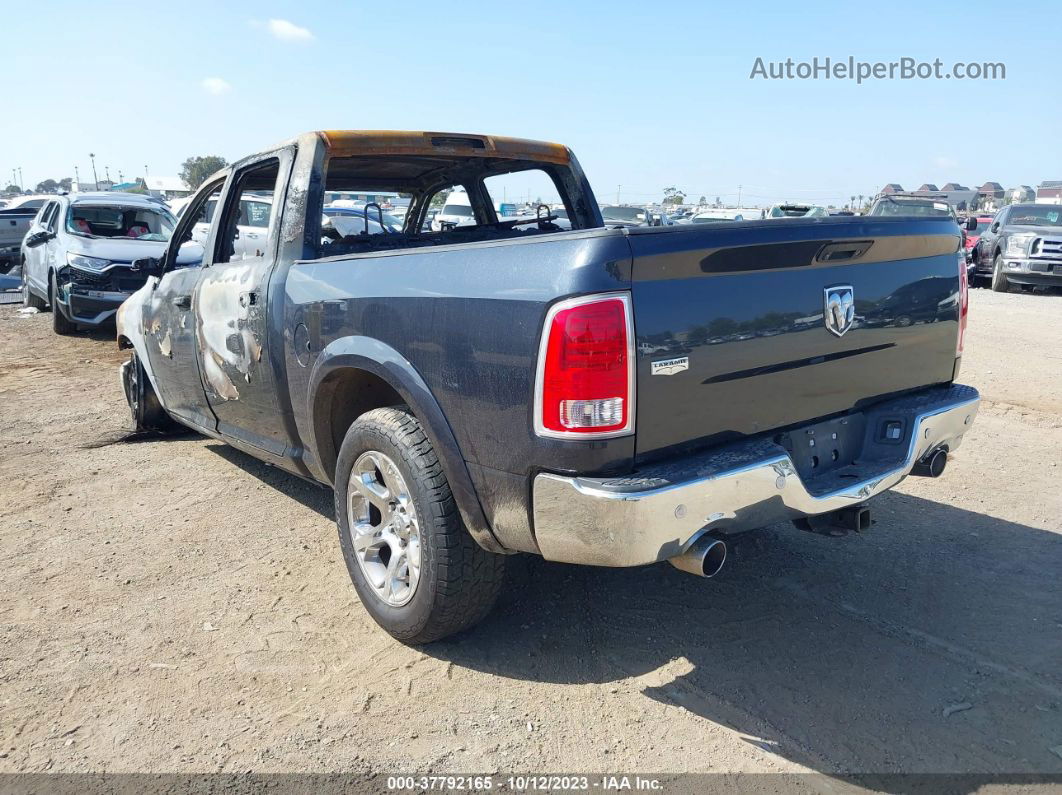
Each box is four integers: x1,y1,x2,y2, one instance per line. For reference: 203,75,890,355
20,192,188,334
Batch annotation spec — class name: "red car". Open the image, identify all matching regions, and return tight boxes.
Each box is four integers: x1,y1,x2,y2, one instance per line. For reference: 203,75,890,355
965,215,995,253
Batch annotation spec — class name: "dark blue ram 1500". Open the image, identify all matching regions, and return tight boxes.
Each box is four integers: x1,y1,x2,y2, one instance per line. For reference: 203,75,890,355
116,131,979,643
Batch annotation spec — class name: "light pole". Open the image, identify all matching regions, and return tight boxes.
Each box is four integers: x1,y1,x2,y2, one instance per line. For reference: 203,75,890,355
17,167,23,191
737,185,742,206
74,166,80,192
89,153,99,190
616,185,621,204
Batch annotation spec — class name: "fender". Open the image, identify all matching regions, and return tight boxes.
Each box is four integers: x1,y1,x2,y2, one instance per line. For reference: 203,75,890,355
115,279,165,404
307,335,508,554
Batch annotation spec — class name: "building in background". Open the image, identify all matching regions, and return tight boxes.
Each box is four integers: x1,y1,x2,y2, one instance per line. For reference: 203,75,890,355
1036,181,1062,205
1006,185,1035,204
977,182,1005,211
145,176,191,200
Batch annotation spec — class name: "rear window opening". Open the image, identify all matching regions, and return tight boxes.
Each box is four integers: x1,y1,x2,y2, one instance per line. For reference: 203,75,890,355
68,204,176,241
308,154,587,261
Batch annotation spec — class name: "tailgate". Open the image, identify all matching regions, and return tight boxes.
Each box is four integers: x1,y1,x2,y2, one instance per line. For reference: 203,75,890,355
628,217,963,459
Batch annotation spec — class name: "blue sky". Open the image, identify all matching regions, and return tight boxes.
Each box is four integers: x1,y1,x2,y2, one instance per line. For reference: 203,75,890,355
2,0,1059,205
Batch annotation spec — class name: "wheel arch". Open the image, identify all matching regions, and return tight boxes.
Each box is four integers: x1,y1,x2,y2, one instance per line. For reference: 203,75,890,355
308,336,506,553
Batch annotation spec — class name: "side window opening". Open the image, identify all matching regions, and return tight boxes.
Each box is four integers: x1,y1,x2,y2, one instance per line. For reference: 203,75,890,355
304,155,581,262
167,179,226,272
483,168,571,229
215,158,281,264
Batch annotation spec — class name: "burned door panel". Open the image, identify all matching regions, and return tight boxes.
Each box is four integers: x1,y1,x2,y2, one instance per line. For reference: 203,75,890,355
140,266,215,430
195,257,290,454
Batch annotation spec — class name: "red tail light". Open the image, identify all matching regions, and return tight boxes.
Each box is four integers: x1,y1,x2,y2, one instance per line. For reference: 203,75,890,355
534,293,635,438
958,255,969,354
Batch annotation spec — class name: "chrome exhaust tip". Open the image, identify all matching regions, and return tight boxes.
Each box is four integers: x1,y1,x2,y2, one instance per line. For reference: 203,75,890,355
912,447,948,478
669,534,727,578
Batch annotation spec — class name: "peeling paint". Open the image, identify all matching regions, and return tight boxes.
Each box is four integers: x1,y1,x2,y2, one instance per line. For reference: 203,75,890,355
158,329,172,358
196,263,260,401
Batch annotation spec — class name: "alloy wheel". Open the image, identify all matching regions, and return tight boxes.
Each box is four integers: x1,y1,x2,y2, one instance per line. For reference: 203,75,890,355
346,450,422,607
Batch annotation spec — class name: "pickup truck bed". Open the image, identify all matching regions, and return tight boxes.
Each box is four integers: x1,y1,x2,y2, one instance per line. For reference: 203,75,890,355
0,207,36,271
115,130,977,643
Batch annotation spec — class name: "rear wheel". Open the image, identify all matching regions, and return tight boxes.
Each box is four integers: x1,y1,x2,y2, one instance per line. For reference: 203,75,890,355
122,352,173,432
21,266,46,310
50,272,77,335
335,407,505,643
990,253,1010,293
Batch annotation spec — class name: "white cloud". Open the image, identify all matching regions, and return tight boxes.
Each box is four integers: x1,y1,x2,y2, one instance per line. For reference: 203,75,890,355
266,19,314,42
201,77,232,96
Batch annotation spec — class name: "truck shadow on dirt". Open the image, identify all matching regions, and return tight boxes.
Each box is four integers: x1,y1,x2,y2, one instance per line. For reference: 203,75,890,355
199,439,1062,780
204,442,334,519
431,492,1062,781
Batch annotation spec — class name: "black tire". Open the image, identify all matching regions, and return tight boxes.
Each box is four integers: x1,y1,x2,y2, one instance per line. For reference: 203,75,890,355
335,407,505,644
990,253,1010,293
21,265,47,310
122,352,173,432
50,272,77,335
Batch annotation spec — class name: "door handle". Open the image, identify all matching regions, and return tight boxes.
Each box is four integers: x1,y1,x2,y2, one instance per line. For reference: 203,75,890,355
172,294,192,310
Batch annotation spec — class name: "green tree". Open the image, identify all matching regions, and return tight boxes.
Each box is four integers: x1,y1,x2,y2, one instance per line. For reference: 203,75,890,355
662,186,685,206
35,178,60,193
180,155,228,189
698,195,707,206
4,184,19,193
59,177,72,191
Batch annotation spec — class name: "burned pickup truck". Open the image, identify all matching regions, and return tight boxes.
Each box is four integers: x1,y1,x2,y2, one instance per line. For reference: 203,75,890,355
116,130,978,643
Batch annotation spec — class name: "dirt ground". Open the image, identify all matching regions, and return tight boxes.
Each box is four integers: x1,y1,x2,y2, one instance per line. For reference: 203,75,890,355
1,288,1060,785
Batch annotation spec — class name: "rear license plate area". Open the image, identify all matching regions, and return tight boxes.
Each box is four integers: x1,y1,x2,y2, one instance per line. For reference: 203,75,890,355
775,413,867,481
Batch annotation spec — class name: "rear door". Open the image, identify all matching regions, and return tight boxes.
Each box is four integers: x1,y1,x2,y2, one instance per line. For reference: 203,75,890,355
195,148,296,457
627,218,963,458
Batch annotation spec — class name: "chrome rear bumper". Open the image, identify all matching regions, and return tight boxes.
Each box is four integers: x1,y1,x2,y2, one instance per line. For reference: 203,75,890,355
532,385,979,567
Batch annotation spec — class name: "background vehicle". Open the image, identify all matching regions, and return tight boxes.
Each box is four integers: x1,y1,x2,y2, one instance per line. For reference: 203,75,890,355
430,190,475,231
323,204,403,234
690,209,748,223
20,192,182,334
766,203,828,218
116,130,977,644
599,205,653,226
0,195,52,272
964,214,995,261
969,203,1062,292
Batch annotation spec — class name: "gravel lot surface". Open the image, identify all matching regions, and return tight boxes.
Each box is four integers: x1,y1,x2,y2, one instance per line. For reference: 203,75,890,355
1,289,1060,784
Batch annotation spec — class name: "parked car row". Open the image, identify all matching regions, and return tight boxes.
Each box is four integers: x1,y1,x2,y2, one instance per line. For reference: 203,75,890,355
966,203,1062,292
